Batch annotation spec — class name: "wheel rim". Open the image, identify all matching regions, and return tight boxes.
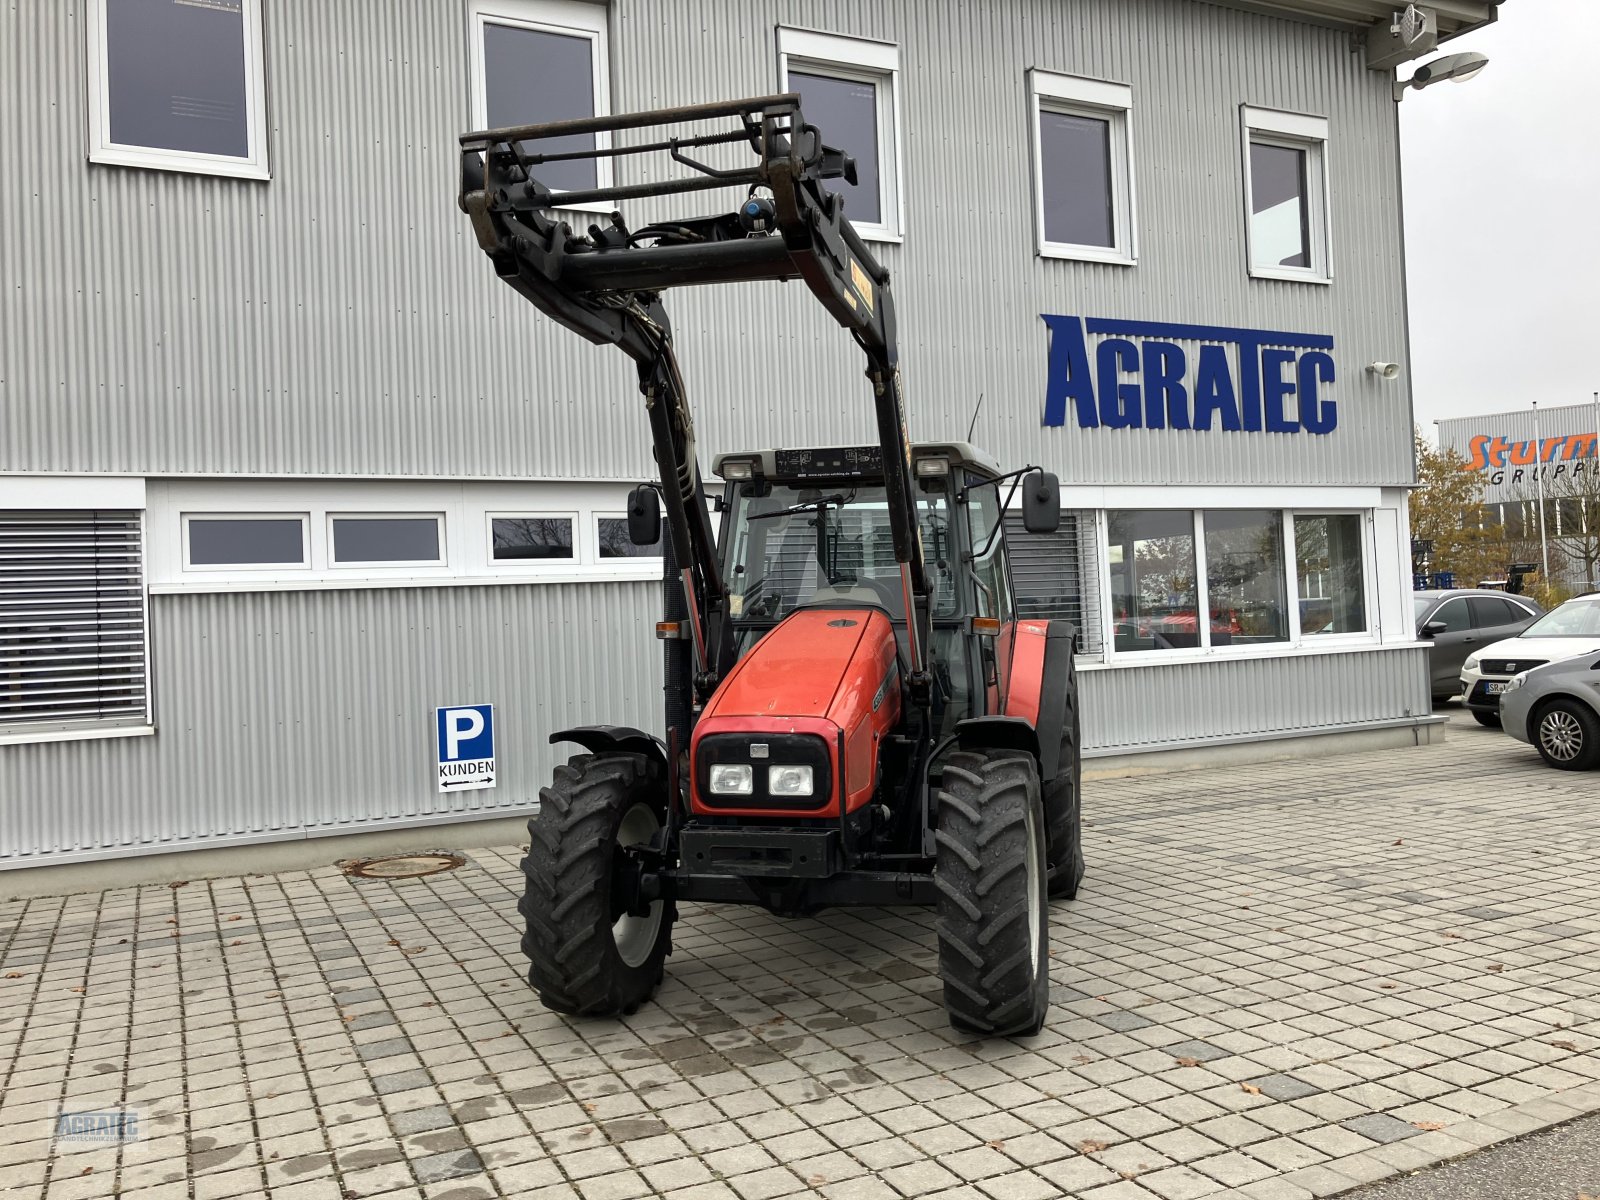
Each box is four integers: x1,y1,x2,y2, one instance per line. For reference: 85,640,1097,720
1024,799,1043,975
612,803,663,969
1539,710,1585,762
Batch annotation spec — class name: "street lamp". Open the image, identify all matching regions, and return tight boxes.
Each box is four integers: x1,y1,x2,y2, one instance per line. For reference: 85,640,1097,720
1393,51,1490,101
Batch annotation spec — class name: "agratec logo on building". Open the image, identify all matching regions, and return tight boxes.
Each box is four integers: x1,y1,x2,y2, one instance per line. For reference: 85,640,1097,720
1040,315,1337,434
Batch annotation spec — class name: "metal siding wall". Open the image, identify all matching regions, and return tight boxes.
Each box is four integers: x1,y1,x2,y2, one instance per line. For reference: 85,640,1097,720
0,583,662,867
4,0,1409,486
1079,645,1432,751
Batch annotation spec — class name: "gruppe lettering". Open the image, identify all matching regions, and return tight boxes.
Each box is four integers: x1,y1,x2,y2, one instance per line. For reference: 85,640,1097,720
1041,316,1337,435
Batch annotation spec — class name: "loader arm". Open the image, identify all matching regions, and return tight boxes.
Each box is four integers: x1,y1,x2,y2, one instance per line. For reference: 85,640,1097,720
457,95,932,712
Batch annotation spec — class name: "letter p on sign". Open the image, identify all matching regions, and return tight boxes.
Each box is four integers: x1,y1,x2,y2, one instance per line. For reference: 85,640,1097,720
436,704,496,792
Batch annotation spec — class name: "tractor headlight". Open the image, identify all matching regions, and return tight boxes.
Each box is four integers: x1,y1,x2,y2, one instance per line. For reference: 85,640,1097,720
708,764,754,795
767,765,814,797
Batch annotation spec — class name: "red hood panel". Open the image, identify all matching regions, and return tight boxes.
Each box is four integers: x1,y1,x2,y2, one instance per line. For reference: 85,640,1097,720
706,609,873,719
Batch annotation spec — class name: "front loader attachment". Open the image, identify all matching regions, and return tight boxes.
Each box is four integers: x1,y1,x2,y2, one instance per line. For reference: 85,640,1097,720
457,95,932,722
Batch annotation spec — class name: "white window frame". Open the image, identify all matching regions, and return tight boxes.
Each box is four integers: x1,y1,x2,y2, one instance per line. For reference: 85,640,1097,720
0,476,155,746
467,0,612,213
1240,106,1331,284
485,510,580,568
84,0,271,180
328,513,447,569
777,27,903,243
182,513,310,573
1097,503,1377,664
1028,70,1136,266
1285,510,1377,644
593,511,665,568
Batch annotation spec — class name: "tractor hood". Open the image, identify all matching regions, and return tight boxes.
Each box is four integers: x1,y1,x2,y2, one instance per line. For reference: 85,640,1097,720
705,608,891,721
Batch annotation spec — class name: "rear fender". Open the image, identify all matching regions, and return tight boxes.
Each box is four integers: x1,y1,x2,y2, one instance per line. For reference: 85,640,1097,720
550,725,668,774
999,621,1077,782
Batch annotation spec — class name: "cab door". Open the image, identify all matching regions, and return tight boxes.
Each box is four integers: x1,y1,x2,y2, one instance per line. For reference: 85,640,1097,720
963,477,1016,714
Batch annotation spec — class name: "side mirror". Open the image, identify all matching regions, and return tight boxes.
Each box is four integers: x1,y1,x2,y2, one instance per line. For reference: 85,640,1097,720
1420,620,1446,638
1021,470,1061,534
626,485,661,547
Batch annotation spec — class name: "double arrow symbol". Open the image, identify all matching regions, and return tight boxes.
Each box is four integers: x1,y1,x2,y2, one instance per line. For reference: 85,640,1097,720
441,775,493,787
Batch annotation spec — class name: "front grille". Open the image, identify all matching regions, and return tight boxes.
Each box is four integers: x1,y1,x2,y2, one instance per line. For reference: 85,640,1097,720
695,732,834,811
1481,658,1547,677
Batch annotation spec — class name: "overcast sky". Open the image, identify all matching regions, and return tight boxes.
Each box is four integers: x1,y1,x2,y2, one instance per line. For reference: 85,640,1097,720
1399,0,1600,433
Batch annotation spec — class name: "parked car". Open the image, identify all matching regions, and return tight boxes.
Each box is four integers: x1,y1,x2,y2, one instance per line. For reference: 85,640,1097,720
1414,589,1542,706
1460,593,1600,727
1499,651,1600,770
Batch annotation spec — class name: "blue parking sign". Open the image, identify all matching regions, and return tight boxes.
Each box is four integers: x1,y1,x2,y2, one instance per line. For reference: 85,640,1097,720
436,704,496,792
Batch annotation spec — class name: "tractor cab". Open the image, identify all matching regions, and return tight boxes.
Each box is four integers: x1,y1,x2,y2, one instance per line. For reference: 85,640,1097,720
710,442,1042,742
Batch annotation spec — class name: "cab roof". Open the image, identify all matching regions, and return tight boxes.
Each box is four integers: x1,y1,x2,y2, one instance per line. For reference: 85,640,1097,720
713,442,1003,480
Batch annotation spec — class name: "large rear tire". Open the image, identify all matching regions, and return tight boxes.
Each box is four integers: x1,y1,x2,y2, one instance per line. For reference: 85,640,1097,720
519,753,675,1016
933,751,1050,1038
1043,666,1085,899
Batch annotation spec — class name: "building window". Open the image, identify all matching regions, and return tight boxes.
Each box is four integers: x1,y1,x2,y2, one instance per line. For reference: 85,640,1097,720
184,515,308,569
1107,509,1370,655
1029,71,1135,264
1109,510,1199,652
778,28,901,241
330,516,444,566
0,510,150,734
597,515,661,559
1294,513,1366,635
1241,107,1330,282
85,0,270,180
490,515,575,562
468,0,611,200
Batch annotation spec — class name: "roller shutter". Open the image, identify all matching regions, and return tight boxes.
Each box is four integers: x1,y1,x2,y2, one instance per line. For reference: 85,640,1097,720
0,510,150,731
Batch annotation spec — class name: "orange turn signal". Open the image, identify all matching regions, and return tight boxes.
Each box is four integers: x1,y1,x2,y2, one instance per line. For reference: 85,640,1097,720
971,617,1001,638
655,621,683,640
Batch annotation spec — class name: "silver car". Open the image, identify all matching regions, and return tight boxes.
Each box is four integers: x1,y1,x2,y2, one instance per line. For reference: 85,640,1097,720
1499,651,1600,770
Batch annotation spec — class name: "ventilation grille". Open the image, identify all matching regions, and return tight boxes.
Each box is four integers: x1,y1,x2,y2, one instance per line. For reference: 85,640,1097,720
0,510,149,731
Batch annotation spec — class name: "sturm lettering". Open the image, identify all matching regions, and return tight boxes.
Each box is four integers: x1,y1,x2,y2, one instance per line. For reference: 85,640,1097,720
1041,315,1337,435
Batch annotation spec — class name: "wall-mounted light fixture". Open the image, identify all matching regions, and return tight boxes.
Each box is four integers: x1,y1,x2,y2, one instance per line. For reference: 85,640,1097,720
1394,51,1489,101
1367,362,1402,380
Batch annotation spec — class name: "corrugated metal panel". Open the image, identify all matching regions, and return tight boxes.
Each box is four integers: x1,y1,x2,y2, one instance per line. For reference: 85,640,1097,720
0,582,663,867
1079,644,1431,752
4,0,1411,487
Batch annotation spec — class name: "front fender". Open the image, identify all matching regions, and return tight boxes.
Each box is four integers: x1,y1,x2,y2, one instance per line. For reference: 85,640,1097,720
550,725,668,773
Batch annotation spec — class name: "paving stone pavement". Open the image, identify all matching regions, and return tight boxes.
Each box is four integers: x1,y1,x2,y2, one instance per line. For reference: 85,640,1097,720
3,715,1599,1200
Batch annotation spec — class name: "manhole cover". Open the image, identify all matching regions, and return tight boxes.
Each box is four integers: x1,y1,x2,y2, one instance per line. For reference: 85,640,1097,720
342,852,465,880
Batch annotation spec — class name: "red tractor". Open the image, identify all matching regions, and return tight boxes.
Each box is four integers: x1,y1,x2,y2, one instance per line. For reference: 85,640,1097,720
459,95,1083,1036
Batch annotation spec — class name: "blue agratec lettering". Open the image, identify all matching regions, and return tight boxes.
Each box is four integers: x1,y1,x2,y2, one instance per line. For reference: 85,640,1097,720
1041,315,1338,435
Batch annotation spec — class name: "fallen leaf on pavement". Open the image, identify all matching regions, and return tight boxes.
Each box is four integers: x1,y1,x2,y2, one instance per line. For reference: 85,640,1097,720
1393,839,1403,846
228,915,242,922
1412,1120,1446,1131
1440,931,1463,940
1175,1056,1201,1068
806,1177,828,1187
168,881,188,889
3,972,21,979
986,1139,1006,1150
1240,1083,1261,1094
1078,1139,1108,1154
1486,964,1504,973
1378,983,1398,989
1549,1040,1579,1052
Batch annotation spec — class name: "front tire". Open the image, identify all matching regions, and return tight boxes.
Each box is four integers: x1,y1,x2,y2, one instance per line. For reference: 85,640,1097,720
1531,700,1600,771
1471,709,1502,728
519,753,676,1016
934,751,1050,1038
